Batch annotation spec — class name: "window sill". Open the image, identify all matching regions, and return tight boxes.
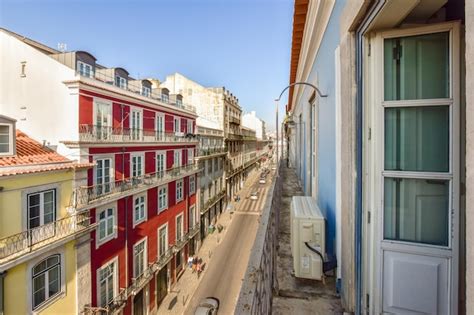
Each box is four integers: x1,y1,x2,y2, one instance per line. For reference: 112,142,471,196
96,234,118,249
32,291,66,314
133,218,147,228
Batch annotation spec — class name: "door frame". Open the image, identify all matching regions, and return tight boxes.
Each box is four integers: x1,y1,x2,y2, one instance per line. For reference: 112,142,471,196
366,21,461,314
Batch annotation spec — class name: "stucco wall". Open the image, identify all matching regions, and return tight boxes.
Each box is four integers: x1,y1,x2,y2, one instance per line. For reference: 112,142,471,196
465,0,474,312
0,31,79,158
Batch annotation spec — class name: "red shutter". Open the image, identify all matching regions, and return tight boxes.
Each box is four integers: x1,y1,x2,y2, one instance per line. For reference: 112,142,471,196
145,152,155,174
165,115,173,132
168,182,176,207
166,150,174,169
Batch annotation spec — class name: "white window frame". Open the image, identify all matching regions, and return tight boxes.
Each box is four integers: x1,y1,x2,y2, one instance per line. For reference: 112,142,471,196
175,213,184,242
96,203,117,248
133,238,148,279
133,193,147,227
156,151,166,177
96,256,118,308
187,148,194,165
129,107,143,141
189,204,196,229
130,152,144,178
189,175,195,195
158,185,168,213
174,150,181,168
115,75,127,89
141,85,151,97
0,123,13,156
93,98,112,140
94,155,114,194
176,180,183,202
367,22,461,315
187,120,193,134
26,189,56,230
157,224,168,259
156,113,165,141
27,248,66,313
77,61,93,77
174,116,181,134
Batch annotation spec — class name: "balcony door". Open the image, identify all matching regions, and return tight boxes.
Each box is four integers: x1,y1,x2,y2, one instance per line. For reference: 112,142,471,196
372,23,460,315
156,113,164,141
131,108,142,141
27,189,56,244
94,100,111,140
156,152,166,178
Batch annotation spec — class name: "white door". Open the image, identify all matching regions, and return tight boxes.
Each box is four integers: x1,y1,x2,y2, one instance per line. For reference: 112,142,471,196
374,23,460,315
156,114,164,141
95,101,111,140
130,109,142,141
156,153,165,177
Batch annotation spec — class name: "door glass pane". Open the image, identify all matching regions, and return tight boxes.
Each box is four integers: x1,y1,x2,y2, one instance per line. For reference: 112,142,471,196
384,177,449,246
384,32,449,101
385,106,449,172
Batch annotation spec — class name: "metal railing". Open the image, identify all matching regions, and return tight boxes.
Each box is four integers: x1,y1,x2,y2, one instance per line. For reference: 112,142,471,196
77,70,196,113
0,212,92,263
236,162,282,314
78,125,198,143
196,147,227,157
74,164,199,207
201,190,226,214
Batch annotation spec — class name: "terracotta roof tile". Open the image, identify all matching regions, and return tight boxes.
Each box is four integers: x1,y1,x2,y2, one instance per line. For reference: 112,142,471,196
0,130,93,176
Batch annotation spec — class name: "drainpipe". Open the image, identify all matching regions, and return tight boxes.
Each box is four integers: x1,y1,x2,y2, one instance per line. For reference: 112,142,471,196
354,1,386,314
0,271,6,315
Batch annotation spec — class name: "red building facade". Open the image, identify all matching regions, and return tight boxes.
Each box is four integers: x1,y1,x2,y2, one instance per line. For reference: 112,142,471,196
71,78,200,314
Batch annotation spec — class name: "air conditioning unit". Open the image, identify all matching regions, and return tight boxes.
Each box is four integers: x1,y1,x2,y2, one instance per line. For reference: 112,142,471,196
291,196,325,280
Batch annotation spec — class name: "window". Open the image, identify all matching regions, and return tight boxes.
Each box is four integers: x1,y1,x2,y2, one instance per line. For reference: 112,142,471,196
162,93,169,103
187,148,194,165
115,76,127,89
130,109,142,141
0,124,12,155
156,114,164,141
174,117,181,134
32,255,61,309
133,239,147,278
207,160,212,174
158,186,168,212
156,152,166,177
133,194,146,226
189,176,195,195
187,120,193,134
77,61,93,77
97,206,116,244
176,180,183,202
94,100,112,140
28,189,56,230
174,150,181,168
141,86,151,97
158,225,168,258
96,158,112,195
176,214,183,242
98,259,117,307
189,205,196,229
131,154,144,178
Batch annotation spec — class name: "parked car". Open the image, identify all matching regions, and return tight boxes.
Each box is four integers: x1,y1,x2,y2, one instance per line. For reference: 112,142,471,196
259,178,266,184
194,297,220,315
250,191,258,200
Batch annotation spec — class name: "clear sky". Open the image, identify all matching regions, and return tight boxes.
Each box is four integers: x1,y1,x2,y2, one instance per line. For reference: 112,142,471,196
0,0,293,131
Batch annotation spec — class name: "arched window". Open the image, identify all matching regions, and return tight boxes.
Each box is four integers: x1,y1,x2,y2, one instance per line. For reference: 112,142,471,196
32,255,61,309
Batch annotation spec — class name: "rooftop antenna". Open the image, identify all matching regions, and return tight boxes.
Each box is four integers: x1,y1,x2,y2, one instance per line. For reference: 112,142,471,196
57,43,67,52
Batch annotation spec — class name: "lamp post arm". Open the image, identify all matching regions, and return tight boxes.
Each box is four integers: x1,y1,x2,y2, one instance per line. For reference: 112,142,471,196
274,81,328,102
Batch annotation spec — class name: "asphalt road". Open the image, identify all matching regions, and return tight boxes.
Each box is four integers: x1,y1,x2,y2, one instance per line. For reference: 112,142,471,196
184,168,274,315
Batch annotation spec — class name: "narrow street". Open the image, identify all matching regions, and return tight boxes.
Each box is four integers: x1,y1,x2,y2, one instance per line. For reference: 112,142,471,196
184,166,275,315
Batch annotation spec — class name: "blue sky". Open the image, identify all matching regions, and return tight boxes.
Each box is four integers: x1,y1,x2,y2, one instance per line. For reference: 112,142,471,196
0,0,293,131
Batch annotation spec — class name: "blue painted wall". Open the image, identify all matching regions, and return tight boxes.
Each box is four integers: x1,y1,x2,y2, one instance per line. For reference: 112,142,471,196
299,0,346,256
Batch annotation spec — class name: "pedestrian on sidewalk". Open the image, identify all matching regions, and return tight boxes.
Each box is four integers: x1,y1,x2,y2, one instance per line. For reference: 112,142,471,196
187,256,193,269
197,261,202,278
192,256,198,273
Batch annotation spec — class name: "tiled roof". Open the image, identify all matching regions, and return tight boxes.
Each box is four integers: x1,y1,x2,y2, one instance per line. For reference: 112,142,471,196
0,130,92,176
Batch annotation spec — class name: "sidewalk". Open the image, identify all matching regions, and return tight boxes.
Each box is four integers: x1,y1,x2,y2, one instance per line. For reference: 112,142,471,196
156,167,261,315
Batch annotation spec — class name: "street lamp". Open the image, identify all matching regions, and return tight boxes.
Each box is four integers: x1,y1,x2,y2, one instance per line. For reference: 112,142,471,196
274,82,327,167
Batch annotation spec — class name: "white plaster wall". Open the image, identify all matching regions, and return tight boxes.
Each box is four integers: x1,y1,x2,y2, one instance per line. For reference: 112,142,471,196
242,111,264,139
0,30,79,159
465,0,474,312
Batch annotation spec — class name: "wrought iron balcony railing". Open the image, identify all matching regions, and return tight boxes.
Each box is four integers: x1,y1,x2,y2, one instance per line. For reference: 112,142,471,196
196,146,227,157
0,212,93,265
74,164,199,208
76,70,196,113
78,125,198,144
201,190,226,214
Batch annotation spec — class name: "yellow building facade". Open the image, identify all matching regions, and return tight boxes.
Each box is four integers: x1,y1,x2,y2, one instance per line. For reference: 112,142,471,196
0,116,93,315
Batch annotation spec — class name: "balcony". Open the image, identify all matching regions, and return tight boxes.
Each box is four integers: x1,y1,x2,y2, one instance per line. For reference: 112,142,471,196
0,212,94,268
78,125,198,144
200,190,226,215
75,70,196,113
229,116,240,124
196,146,227,158
74,164,199,209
